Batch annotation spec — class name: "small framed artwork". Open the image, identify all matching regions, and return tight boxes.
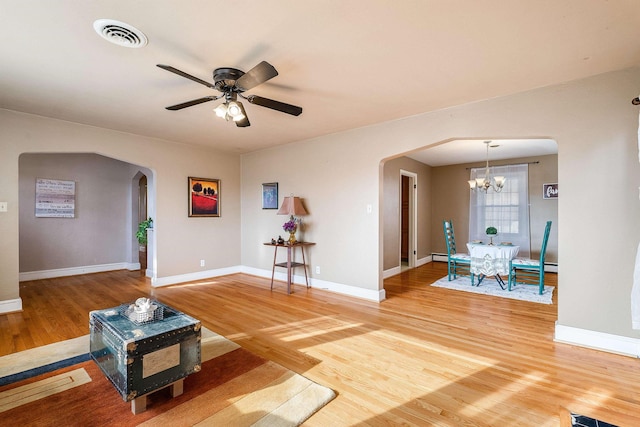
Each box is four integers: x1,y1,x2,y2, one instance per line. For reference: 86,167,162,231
262,182,278,209
188,177,220,217
543,183,558,199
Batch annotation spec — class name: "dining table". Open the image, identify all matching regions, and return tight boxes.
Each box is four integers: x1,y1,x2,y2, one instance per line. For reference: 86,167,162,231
466,242,520,289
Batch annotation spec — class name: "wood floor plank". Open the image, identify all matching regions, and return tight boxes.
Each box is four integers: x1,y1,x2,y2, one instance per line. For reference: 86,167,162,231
1,263,639,425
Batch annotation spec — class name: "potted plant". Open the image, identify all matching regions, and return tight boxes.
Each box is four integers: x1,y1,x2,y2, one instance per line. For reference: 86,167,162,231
136,217,153,245
485,226,497,245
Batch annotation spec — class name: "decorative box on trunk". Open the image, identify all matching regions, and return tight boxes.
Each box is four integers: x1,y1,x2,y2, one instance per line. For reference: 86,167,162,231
89,300,201,405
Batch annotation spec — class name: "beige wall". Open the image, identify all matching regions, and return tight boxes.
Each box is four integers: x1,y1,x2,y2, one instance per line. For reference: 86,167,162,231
2,67,640,343
240,135,383,294
0,109,241,303
430,154,558,263
241,67,640,340
18,153,139,272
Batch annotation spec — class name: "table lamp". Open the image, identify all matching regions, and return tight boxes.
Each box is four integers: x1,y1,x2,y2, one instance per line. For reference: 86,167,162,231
277,196,308,244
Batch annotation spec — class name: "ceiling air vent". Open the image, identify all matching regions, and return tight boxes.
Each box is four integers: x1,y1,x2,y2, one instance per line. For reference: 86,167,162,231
93,19,148,48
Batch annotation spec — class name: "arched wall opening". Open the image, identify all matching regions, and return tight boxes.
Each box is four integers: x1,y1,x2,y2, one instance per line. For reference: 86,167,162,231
18,152,155,281
380,138,558,284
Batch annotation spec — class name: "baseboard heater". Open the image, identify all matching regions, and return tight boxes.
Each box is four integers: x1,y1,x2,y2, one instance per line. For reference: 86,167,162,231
431,253,558,273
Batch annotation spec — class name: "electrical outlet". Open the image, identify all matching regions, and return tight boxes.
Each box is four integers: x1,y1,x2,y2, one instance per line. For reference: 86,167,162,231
200,259,205,267
0,202,7,212
315,266,320,274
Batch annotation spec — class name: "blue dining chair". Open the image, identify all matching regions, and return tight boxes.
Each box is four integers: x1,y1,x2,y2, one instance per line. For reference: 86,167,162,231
507,221,552,295
443,220,471,281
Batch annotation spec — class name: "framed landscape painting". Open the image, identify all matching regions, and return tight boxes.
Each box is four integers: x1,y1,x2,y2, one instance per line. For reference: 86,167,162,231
188,177,220,217
262,182,278,209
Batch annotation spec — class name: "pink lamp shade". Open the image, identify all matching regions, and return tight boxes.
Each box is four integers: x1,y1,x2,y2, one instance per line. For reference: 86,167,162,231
277,196,308,216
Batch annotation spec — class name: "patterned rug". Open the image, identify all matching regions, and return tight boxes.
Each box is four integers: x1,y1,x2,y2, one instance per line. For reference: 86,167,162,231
431,275,554,304
570,412,618,427
0,328,335,426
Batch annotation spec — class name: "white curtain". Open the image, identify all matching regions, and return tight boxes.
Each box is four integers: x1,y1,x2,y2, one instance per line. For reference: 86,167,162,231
469,164,531,257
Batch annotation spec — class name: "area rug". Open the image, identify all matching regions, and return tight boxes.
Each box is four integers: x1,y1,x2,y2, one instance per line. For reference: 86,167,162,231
431,276,554,304
0,328,335,426
570,412,618,427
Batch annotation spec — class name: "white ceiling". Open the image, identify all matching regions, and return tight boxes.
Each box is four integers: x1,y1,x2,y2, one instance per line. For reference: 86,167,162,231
406,139,559,167
1,1,639,163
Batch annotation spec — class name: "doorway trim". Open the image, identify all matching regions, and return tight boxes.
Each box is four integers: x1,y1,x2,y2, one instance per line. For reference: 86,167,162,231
400,169,417,269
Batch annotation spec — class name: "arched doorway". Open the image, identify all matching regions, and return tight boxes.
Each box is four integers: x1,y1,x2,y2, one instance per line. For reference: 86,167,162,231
18,153,155,281
381,138,558,283
138,174,148,271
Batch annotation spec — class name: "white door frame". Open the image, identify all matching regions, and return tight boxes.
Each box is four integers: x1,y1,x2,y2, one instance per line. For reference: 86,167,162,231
400,170,418,268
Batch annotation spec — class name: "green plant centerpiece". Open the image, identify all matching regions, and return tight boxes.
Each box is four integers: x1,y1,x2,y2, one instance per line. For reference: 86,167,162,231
485,226,497,245
136,217,153,245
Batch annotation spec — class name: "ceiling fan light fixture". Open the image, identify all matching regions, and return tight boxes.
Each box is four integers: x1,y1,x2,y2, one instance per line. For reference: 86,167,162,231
227,102,242,117
158,60,302,128
214,103,228,118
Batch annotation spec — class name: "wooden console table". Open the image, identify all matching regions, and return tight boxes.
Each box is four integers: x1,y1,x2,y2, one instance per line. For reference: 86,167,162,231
264,242,315,294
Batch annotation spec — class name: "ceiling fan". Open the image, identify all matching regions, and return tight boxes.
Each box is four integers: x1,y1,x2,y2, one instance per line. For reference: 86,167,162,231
156,61,302,127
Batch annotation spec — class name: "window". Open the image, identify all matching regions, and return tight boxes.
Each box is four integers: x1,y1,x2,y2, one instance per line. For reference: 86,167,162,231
469,164,530,257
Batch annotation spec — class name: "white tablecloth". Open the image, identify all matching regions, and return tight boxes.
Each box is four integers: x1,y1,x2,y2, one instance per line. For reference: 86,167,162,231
466,243,520,276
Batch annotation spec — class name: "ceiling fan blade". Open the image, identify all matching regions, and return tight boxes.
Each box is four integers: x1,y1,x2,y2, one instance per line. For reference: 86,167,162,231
235,61,278,91
166,96,217,110
234,101,250,127
157,64,216,89
247,95,303,116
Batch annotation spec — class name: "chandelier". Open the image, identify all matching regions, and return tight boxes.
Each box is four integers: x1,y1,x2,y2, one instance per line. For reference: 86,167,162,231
468,141,506,193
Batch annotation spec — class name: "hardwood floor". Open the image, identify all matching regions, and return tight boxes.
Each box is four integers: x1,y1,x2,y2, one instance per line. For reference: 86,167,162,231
2,262,640,426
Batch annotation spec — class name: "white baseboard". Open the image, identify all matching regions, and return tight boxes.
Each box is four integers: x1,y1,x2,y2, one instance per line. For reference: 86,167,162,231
127,262,141,271
19,262,386,303
383,256,432,279
151,266,242,287
0,298,23,314
416,256,432,267
309,276,386,302
153,265,386,302
383,266,401,279
432,254,448,262
554,322,640,358
241,266,385,301
241,265,309,285
19,262,133,281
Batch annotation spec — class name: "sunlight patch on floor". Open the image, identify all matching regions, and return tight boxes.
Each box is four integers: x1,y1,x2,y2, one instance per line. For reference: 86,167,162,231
224,332,252,341
371,328,500,369
565,387,615,423
257,316,360,342
459,369,549,419
280,323,365,342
